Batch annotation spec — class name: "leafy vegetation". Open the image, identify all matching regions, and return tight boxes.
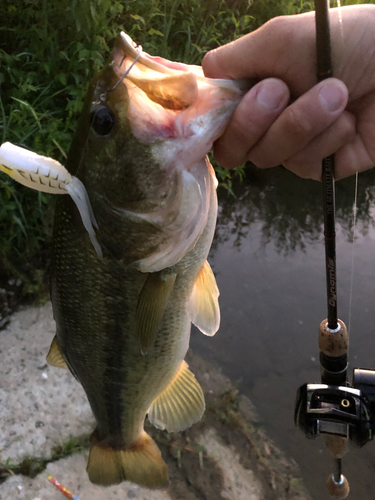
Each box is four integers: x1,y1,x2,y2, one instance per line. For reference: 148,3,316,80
0,0,369,300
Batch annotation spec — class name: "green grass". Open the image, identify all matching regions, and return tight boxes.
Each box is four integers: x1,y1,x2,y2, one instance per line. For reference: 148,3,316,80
0,0,370,297
0,435,90,484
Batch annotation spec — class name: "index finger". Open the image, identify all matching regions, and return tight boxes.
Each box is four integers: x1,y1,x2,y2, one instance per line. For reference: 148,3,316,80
203,12,317,95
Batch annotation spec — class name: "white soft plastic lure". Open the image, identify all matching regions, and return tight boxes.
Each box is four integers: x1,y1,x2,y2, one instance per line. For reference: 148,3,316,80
0,142,102,257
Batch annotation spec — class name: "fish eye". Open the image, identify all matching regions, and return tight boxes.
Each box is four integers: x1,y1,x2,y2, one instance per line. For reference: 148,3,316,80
90,106,115,136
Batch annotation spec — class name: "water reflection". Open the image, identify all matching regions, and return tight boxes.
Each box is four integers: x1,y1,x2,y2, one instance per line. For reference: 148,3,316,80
191,164,375,500
214,164,375,253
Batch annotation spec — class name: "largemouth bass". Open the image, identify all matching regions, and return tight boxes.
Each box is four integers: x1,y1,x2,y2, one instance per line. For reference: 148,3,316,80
0,33,247,488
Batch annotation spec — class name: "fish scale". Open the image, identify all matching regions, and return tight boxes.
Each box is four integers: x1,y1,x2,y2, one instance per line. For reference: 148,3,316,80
51,184,211,443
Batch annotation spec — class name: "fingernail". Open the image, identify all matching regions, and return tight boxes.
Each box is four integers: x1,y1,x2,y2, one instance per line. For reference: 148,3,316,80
202,50,221,78
256,81,285,111
319,81,346,112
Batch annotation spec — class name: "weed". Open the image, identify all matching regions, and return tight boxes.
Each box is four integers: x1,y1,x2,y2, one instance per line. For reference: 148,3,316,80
0,435,90,484
50,435,90,461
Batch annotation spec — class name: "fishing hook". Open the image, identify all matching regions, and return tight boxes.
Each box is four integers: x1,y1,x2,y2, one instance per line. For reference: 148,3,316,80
100,49,142,103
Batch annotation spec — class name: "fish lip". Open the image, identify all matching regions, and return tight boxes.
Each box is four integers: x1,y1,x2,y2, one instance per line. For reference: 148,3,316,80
110,32,253,145
114,32,254,94
112,32,251,114
112,32,203,112
115,32,198,77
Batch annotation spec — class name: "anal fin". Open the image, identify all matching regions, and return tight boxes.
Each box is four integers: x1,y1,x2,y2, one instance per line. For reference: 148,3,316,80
46,336,68,369
188,260,220,336
87,430,168,489
136,271,176,354
147,360,205,432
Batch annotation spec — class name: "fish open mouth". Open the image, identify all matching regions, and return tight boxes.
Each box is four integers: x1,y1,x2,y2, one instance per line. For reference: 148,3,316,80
112,32,202,111
112,32,248,113
110,32,249,148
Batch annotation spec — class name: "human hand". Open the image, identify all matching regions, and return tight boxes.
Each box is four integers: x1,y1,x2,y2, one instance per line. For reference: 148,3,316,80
203,5,375,180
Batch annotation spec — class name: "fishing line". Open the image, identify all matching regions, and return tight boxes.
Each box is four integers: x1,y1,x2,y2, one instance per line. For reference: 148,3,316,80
334,0,354,346
336,0,344,41
348,171,358,341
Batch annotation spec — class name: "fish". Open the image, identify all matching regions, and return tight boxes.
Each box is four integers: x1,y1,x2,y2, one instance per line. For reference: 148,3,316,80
0,32,248,489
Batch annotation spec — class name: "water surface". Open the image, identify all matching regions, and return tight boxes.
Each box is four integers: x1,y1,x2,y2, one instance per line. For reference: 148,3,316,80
191,165,375,500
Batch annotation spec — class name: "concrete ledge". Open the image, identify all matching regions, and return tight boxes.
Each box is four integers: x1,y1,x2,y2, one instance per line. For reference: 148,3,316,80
0,304,311,500
0,303,93,463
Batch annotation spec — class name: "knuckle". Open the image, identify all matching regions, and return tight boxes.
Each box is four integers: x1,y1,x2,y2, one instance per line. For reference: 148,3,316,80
286,106,314,140
213,150,237,170
248,151,276,169
339,111,356,140
262,16,296,47
263,15,290,37
284,159,321,181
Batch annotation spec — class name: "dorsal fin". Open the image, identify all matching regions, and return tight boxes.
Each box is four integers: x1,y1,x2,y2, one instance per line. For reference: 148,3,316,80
46,336,68,369
147,360,205,432
188,260,220,336
136,271,176,355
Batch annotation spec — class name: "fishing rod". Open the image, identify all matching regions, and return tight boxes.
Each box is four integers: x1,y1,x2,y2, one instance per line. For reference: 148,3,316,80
294,1,375,499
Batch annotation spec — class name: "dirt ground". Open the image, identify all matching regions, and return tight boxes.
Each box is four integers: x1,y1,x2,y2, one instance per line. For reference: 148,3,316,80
155,351,311,500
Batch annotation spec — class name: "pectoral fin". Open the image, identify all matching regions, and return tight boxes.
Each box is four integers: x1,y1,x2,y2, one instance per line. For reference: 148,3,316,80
147,360,205,432
136,272,176,354
46,336,68,369
188,260,220,336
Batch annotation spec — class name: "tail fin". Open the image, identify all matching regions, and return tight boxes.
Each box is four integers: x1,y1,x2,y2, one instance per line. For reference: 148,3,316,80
87,431,168,489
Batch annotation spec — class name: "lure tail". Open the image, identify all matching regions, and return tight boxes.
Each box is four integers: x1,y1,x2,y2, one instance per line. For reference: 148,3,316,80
87,430,168,489
0,142,102,257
